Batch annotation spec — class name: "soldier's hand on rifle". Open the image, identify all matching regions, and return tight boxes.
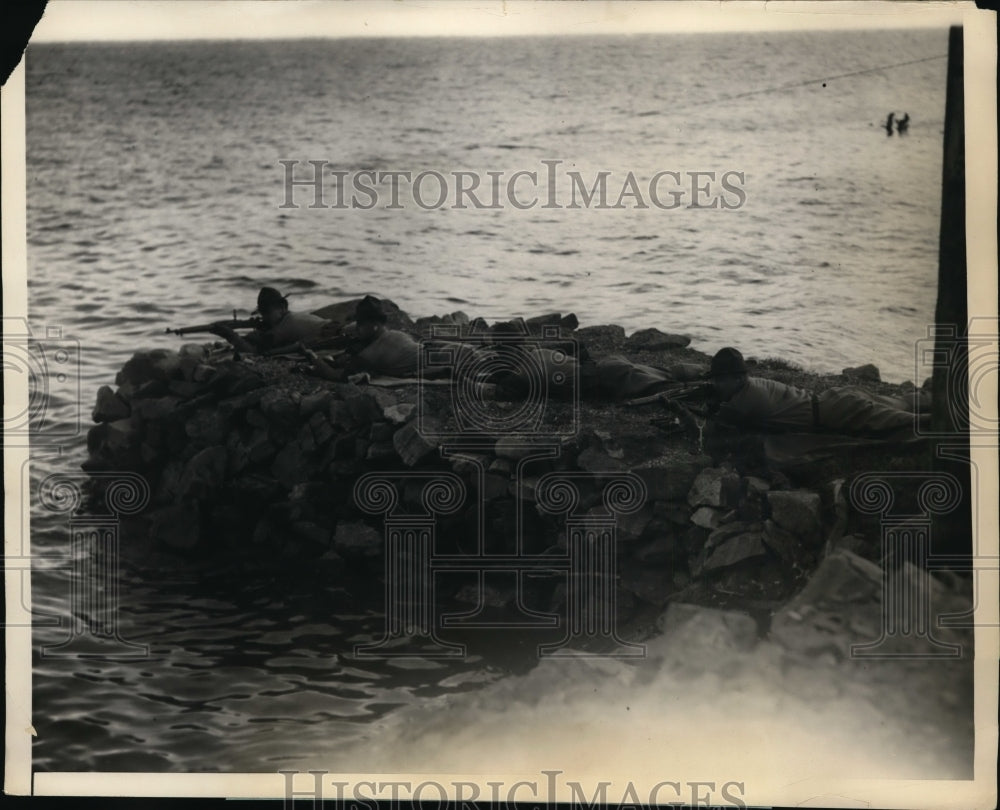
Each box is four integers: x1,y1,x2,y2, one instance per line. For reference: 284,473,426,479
667,400,700,432
208,323,236,339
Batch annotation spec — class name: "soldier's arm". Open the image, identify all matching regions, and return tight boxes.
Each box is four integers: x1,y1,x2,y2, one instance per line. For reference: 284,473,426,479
209,323,258,355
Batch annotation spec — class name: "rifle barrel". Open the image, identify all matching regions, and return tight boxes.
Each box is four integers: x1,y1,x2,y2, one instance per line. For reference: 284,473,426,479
166,318,262,336
626,382,710,407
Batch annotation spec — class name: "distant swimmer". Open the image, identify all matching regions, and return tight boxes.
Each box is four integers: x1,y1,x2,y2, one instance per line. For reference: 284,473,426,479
895,112,910,135
883,112,895,137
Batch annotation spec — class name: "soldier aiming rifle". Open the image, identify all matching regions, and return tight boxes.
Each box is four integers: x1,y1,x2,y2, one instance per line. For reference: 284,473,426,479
168,287,340,358
627,379,716,437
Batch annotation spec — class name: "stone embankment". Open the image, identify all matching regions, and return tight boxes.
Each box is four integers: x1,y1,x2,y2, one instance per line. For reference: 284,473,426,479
84,299,968,646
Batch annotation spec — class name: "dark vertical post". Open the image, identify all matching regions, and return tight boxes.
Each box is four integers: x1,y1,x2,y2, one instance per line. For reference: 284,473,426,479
931,26,971,556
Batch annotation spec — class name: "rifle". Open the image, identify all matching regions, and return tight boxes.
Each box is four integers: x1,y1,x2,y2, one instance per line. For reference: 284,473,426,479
262,332,362,358
165,311,263,337
626,380,713,408
627,381,717,440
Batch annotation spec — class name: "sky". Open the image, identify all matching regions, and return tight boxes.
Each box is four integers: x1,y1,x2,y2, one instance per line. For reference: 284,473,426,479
30,0,971,43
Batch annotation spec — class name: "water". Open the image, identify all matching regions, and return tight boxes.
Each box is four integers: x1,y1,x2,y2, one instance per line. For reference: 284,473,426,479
23,29,955,774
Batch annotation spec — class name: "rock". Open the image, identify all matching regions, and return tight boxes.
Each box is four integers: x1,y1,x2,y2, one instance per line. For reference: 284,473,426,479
573,324,626,344
327,433,357,462
150,502,201,550
230,472,284,504
87,416,139,458
576,445,627,473
383,403,416,425
767,490,822,539
634,534,681,564
393,421,440,467
366,442,397,462
177,355,200,382
369,422,395,442
333,521,384,558
525,313,562,330
829,533,871,556
290,520,331,548
184,409,228,444
625,327,691,351
168,380,206,399
560,313,579,330
592,429,625,459
706,520,757,550
92,385,131,423
841,363,880,382
453,582,514,609
634,458,706,501
328,400,357,430
259,389,298,423
656,603,758,652
214,363,264,396
296,421,318,454
489,457,513,476
616,503,655,542
271,441,307,488
178,343,208,360
178,445,227,499
246,429,276,464
494,436,544,460
132,379,169,399
346,393,383,425
687,467,741,508
449,452,490,476
508,476,541,502
299,390,334,418
115,349,183,387
481,474,509,502
762,519,800,564
309,412,335,447
655,500,693,526
367,387,398,414
769,550,884,659
218,389,263,418
192,363,216,384
131,395,182,420
703,531,767,571
619,560,673,606
690,506,725,530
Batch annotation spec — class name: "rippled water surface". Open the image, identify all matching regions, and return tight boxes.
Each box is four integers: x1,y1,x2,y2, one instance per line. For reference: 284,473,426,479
24,29,951,773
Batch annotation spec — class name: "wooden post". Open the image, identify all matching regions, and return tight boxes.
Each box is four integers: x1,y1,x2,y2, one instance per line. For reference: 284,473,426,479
931,26,971,557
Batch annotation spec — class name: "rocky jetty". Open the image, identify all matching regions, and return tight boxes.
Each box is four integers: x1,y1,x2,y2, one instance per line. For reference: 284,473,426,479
83,298,967,645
